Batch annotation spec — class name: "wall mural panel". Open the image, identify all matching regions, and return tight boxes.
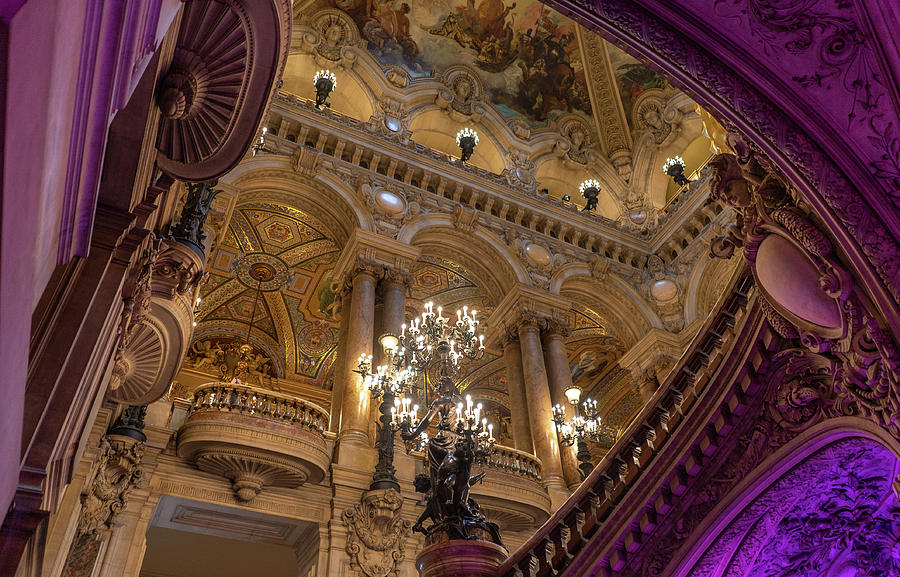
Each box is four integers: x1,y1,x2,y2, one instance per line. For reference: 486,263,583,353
324,0,593,125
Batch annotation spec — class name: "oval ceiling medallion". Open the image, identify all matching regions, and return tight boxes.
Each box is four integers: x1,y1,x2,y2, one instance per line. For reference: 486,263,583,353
375,189,407,215
650,279,678,302
524,243,552,267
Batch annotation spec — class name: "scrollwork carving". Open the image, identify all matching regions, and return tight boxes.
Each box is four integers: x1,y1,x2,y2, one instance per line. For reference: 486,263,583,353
77,436,145,537
708,144,898,435
342,489,411,577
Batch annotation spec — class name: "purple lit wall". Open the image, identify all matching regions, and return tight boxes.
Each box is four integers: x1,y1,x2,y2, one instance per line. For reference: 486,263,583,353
681,438,899,577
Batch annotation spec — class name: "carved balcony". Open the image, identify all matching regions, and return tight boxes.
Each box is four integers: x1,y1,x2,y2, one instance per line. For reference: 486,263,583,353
471,445,551,533
177,382,330,501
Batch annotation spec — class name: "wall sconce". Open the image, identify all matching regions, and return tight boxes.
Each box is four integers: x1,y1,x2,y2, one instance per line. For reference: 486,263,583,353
579,179,601,212
663,156,691,187
313,69,336,109
456,128,479,162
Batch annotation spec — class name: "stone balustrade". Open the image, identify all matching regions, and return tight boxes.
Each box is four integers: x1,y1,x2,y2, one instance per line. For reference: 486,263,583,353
484,444,543,483
265,93,725,268
189,382,328,434
178,382,331,501
496,266,755,577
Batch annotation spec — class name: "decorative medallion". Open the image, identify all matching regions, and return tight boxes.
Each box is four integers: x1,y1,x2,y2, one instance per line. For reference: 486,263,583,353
233,252,292,291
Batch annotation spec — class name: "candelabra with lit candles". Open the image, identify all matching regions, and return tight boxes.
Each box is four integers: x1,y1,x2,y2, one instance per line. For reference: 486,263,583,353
552,386,607,480
358,300,503,547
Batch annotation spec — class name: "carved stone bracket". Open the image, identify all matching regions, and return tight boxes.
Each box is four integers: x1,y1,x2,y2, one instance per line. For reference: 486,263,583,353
708,140,899,436
77,435,145,538
342,489,411,577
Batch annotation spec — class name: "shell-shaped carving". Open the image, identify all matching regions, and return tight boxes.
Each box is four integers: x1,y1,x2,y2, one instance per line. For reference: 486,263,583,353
156,1,248,166
115,322,164,402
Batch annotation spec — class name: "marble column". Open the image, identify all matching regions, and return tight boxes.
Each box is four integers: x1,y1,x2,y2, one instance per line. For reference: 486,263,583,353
541,320,582,489
516,316,567,504
338,266,378,446
330,287,352,433
381,272,408,337
501,333,533,454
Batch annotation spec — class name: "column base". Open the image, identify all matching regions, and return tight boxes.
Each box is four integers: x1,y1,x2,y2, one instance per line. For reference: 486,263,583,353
334,430,373,467
416,539,507,577
542,475,571,511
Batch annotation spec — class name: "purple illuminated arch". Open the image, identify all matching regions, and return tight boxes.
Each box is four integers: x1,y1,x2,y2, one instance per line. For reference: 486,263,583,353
671,422,900,577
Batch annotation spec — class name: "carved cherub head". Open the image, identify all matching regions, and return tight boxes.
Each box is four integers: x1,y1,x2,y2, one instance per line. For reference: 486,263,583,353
708,153,752,209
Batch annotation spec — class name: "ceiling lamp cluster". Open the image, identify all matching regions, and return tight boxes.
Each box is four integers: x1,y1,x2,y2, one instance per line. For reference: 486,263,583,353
552,385,605,480
456,127,479,162
313,69,336,109
663,156,692,187
579,179,601,212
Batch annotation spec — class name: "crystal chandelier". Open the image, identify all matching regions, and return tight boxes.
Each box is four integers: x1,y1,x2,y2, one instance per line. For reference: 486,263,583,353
552,386,603,480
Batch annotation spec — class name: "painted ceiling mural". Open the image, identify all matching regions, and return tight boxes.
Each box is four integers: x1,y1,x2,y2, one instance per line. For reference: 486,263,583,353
606,43,670,129
324,0,593,125
189,202,343,390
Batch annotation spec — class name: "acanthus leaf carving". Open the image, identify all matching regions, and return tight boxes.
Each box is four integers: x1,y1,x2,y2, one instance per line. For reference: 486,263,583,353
707,143,899,436
77,436,145,537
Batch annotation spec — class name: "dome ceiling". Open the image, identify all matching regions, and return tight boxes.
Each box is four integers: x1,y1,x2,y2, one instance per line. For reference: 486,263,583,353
190,202,343,388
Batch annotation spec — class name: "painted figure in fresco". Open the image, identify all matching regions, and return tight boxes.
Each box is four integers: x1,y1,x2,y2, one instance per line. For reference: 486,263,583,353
316,276,340,319
570,350,597,382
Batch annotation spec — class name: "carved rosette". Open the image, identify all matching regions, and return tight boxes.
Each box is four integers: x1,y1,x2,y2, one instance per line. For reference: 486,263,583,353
342,489,411,577
708,141,899,436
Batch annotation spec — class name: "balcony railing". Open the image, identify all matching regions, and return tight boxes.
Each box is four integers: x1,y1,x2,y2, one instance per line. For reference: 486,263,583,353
189,382,328,435
497,265,755,577
484,445,542,483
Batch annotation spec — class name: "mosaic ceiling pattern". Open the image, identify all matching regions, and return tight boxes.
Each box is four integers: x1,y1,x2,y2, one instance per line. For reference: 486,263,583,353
323,0,593,126
192,203,342,388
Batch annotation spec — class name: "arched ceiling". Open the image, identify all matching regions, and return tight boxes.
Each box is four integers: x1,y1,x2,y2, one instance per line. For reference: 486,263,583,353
190,201,343,388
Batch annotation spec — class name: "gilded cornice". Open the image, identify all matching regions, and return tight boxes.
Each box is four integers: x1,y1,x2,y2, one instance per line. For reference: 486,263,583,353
578,28,632,156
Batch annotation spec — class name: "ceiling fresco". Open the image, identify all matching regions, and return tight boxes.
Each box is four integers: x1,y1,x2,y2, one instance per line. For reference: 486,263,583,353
606,43,670,129
190,203,343,389
324,0,593,125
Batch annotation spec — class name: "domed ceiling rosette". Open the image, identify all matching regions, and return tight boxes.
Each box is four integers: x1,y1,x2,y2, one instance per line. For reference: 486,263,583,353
156,0,291,181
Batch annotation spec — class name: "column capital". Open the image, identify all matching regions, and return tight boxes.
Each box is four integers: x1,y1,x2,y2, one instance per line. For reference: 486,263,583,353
381,264,414,288
332,229,420,290
487,284,571,345
542,318,572,340
617,326,690,378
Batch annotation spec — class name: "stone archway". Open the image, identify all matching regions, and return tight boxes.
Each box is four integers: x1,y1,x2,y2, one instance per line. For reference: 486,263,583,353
548,0,900,335
673,433,899,577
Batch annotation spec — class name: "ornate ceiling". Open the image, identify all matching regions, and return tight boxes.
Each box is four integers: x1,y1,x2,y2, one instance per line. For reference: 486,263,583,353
287,0,715,218
191,202,342,387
